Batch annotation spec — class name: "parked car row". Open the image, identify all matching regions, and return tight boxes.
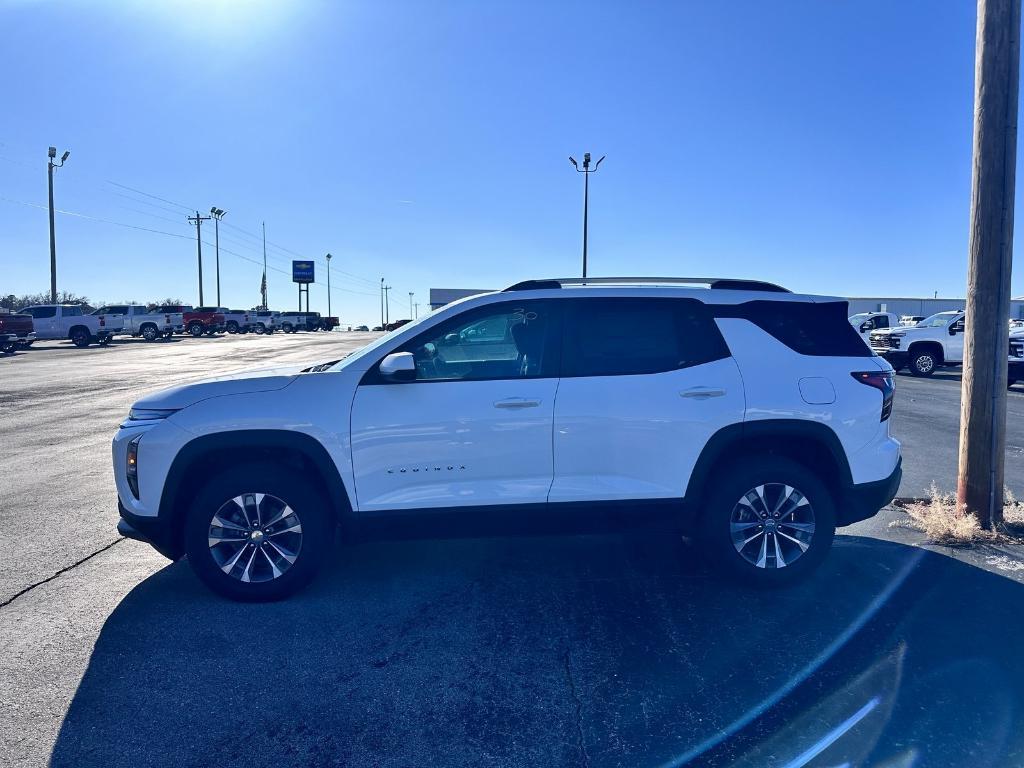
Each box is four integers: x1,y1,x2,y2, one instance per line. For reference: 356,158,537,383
0,304,343,353
851,310,1024,386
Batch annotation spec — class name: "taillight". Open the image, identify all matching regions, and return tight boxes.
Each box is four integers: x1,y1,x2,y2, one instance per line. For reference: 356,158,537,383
852,371,895,421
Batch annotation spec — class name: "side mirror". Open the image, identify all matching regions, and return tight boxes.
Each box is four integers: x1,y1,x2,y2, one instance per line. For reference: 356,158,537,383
949,322,963,336
379,351,416,382
860,322,871,332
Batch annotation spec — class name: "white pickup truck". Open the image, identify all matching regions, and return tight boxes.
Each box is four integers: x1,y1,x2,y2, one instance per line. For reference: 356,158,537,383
1010,329,1024,388
20,304,125,347
849,312,900,340
92,304,184,342
869,310,965,377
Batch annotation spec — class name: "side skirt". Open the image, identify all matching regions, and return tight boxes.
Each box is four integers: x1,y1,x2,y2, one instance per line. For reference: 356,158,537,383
354,498,693,542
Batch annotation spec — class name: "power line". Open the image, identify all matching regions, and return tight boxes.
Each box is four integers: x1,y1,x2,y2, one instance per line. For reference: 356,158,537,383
104,180,193,212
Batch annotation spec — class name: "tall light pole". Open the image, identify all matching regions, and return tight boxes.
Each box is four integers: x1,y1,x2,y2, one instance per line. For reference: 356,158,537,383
188,210,212,305
261,221,268,309
384,285,392,326
47,146,70,303
325,253,333,317
380,278,385,329
569,152,605,279
409,291,414,320
210,208,226,306
414,302,420,319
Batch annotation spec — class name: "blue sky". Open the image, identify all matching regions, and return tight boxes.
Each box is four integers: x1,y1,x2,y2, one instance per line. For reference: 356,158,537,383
1,0,1019,324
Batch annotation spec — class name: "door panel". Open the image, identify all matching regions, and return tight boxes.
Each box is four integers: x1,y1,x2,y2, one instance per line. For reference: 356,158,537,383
350,379,558,511
350,298,560,513
549,358,744,501
549,297,743,503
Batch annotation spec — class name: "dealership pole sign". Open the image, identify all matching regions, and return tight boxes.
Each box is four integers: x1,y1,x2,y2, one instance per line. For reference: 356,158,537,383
292,260,315,284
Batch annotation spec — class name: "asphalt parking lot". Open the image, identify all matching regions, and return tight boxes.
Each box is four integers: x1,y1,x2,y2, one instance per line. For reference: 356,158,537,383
2,333,1024,767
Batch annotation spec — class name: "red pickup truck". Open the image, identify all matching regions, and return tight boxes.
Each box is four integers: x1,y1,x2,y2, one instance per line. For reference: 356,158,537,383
0,312,36,353
157,305,226,337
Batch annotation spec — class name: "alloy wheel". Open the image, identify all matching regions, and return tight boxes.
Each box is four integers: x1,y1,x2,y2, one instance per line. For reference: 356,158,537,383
729,483,816,569
207,493,303,583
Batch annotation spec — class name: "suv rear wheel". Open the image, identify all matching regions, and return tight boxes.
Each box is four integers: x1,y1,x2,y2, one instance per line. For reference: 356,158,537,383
184,464,334,601
699,456,836,586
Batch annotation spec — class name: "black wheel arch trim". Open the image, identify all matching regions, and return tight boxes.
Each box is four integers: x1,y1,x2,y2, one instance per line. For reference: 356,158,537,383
153,430,351,559
683,419,879,526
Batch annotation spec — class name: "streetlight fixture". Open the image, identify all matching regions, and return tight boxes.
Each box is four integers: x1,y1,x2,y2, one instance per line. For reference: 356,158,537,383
568,152,605,279
325,253,333,317
47,146,71,303
210,207,226,306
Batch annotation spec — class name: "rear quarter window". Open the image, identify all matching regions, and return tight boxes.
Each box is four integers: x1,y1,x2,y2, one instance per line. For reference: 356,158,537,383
715,300,871,357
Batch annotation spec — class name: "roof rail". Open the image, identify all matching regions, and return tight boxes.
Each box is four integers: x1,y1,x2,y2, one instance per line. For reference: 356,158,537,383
503,277,790,293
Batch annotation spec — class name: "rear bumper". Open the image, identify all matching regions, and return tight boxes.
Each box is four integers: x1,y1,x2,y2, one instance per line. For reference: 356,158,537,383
118,500,181,560
837,458,902,527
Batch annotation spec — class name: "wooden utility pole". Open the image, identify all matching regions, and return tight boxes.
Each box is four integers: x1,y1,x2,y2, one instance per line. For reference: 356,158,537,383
958,0,1021,528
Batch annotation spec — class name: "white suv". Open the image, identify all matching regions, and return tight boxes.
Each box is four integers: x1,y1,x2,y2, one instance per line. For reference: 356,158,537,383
112,277,902,600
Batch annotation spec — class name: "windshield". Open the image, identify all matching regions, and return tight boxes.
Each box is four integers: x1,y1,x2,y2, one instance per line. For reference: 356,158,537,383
849,313,871,324
919,312,959,327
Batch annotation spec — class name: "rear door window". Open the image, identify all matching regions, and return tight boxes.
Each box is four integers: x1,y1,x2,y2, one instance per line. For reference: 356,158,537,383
561,298,730,377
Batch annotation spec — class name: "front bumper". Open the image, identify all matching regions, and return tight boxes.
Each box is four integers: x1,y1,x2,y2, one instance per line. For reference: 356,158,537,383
118,500,181,560
837,458,902,527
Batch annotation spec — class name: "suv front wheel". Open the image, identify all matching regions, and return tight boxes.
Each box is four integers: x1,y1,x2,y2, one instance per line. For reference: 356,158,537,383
184,464,333,601
699,457,836,586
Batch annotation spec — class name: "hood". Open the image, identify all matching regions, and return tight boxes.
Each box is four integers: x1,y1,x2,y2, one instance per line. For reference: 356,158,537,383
132,363,309,410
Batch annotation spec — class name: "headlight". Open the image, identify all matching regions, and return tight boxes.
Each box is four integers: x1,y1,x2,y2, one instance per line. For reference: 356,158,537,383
128,407,178,421
126,434,141,499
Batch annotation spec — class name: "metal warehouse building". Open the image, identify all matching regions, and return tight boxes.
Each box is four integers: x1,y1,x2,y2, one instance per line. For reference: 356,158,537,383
847,296,1024,320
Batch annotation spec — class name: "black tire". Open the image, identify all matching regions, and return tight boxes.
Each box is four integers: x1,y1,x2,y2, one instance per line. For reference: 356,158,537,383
184,464,334,601
70,328,90,348
188,322,205,337
226,321,238,334
254,324,265,335
141,324,160,342
698,456,836,587
908,347,939,377
98,337,111,346
282,323,293,333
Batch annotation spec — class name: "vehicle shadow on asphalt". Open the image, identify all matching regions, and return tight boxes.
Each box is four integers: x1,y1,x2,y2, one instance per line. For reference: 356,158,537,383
50,534,1024,768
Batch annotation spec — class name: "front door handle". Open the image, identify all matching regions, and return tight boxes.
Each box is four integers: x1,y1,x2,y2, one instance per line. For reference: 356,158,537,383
680,387,726,400
494,398,542,409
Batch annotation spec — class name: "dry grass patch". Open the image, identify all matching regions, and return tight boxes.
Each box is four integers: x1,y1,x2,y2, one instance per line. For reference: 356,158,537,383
891,485,1024,546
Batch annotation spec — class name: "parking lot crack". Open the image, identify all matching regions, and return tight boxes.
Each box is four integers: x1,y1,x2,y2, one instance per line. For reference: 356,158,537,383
562,648,591,768
0,538,124,610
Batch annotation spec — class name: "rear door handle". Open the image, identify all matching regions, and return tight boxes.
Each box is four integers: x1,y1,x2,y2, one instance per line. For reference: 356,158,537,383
494,398,542,409
680,387,726,400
